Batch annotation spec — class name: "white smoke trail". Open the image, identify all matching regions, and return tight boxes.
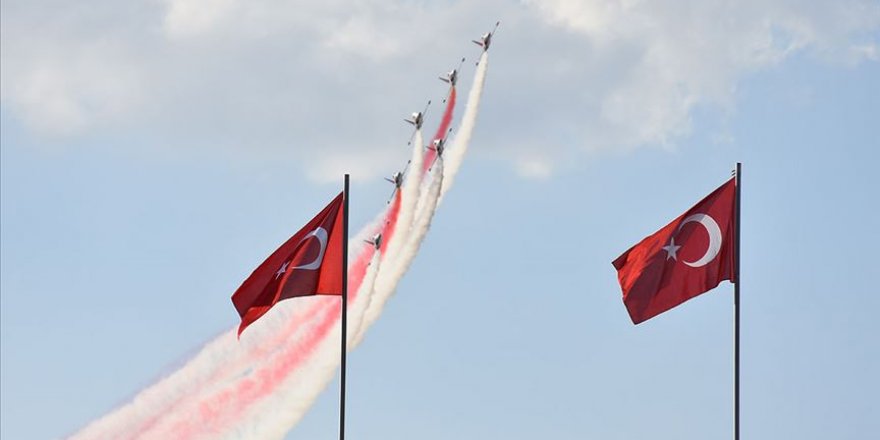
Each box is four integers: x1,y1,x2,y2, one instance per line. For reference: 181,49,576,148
350,54,490,346
347,251,382,343
70,220,382,440
390,128,425,260
440,52,489,203
219,168,446,440
413,134,438,226
129,233,384,439
132,251,381,440
224,301,345,440
351,130,424,342
352,165,444,347
70,299,315,440
213,162,443,439
72,50,488,440
216,252,384,440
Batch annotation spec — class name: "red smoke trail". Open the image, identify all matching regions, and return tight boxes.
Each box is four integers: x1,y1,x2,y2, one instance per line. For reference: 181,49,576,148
129,212,385,439
184,76,468,437
379,191,402,254
75,55,475,440
116,125,423,439
150,196,406,438
422,87,456,173
116,83,445,440
164,294,342,439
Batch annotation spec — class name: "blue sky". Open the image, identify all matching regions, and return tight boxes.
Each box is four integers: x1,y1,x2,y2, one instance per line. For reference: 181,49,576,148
2,1,879,439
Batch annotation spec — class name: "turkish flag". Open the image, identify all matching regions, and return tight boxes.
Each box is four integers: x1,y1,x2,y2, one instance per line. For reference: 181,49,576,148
232,192,345,336
612,178,737,324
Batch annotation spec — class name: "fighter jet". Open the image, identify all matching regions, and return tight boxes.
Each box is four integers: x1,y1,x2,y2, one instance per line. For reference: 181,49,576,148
404,111,424,129
365,233,382,250
439,69,458,86
384,171,405,202
429,138,446,157
439,58,466,86
404,100,431,130
473,21,500,51
426,128,453,171
385,171,403,188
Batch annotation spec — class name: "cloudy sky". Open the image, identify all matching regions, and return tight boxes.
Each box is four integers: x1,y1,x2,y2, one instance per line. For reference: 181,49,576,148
2,0,879,438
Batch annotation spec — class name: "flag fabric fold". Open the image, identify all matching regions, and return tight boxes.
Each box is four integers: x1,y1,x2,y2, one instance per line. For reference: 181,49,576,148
232,192,345,336
613,178,737,324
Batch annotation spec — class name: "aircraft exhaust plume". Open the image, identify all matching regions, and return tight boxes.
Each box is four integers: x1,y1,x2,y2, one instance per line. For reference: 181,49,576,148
226,166,446,438
139,252,383,440
353,163,443,346
70,45,490,440
441,51,489,202
352,129,424,343
70,219,382,440
423,87,457,173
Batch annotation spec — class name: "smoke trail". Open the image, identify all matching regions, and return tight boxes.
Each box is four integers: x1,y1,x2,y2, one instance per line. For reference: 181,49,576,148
440,52,488,202
380,192,402,254
136,252,383,440
223,297,346,440
422,87,456,173
71,217,383,440
217,250,385,440
383,129,424,266
125,206,397,437
144,299,341,439
182,152,445,439
72,302,319,440
352,129,424,342
231,167,445,440
353,165,444,347
161,248,380,440
352,56,488,346
346,252,382,343
71,48,488,440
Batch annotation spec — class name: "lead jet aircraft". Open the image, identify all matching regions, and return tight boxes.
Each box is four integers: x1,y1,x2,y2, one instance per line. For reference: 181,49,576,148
473,21,500,51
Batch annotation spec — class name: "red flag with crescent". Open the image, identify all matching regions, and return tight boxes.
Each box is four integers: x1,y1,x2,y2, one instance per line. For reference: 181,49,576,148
612,178,737,324
232,192,345,336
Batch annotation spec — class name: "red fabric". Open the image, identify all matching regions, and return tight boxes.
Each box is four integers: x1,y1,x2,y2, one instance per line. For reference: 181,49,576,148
232,192,345,336
612,178,737,324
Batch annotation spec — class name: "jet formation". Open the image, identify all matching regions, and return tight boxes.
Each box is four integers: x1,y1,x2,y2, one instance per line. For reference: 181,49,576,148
383,23,498,203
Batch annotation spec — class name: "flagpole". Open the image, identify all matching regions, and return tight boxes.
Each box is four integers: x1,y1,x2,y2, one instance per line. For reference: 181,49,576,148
340,174,349,440
734,163,742,440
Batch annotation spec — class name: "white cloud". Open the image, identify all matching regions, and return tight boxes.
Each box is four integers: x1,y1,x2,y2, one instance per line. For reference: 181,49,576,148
1,25,145,137
520,0,879,150
514,154,555,180
1,0,877,179
162,0,240,38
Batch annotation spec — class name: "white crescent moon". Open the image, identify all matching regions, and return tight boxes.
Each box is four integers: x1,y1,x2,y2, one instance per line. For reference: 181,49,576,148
679,214,722,268
292,227,328,270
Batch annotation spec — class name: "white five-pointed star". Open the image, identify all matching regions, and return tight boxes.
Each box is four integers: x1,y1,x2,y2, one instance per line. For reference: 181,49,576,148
275,261,290,280
663,238,681,261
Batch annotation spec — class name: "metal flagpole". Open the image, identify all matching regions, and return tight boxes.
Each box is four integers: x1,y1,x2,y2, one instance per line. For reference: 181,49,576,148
734,163,742,440
340,174,349,440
